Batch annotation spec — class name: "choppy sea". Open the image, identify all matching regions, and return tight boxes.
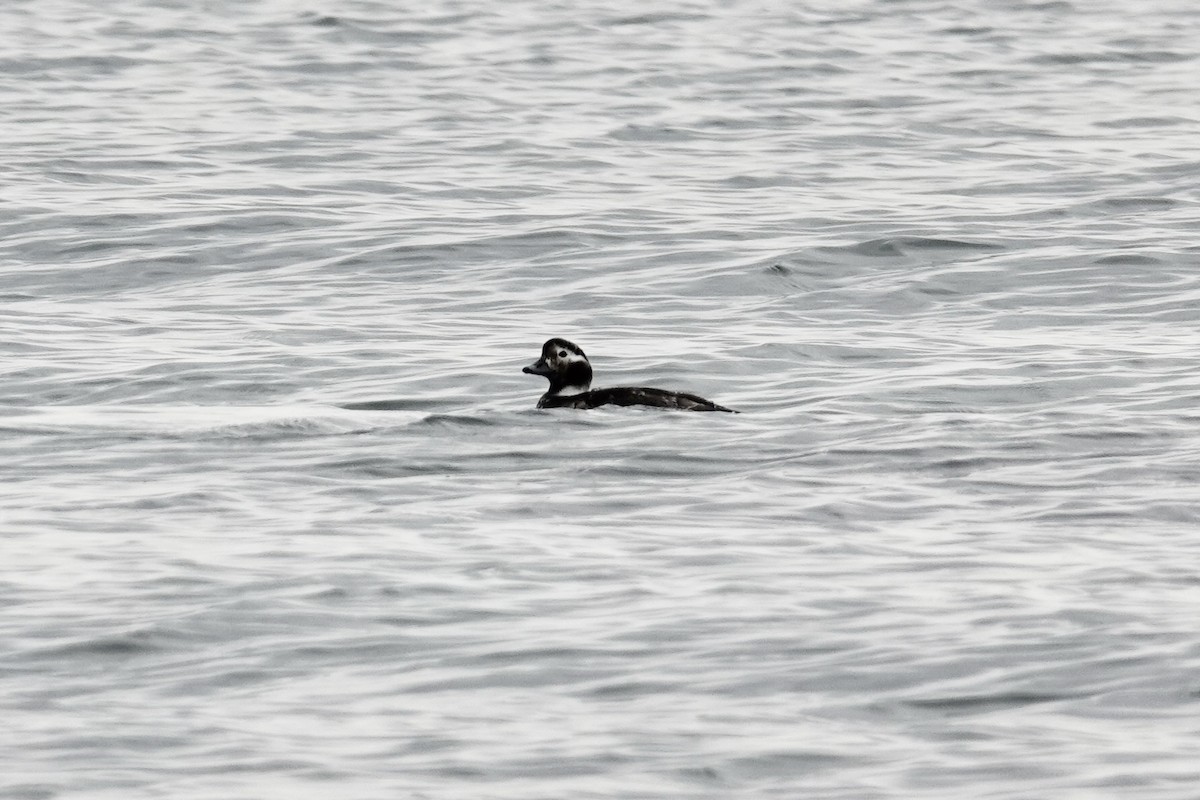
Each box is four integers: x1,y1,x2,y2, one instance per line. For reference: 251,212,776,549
3,1,1200,797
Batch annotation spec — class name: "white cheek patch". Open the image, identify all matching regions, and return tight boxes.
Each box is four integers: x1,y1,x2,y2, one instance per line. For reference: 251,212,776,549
557,349,586,365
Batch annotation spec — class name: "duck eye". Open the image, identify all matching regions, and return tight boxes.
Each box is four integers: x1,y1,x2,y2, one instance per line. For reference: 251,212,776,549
558,350,567,357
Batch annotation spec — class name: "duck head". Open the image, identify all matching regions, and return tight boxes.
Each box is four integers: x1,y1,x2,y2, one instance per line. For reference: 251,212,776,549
523,338,593,397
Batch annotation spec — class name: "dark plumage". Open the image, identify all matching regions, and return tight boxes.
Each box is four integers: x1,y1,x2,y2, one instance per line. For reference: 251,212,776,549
522,338,736,413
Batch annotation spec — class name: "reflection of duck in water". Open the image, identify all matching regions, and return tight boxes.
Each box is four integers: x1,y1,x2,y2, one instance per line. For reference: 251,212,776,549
522,338,736,412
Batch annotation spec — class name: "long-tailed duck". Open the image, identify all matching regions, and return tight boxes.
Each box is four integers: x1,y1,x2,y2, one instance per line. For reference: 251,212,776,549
522,338,736,412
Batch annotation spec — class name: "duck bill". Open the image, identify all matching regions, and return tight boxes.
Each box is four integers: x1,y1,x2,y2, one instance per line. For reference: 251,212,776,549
522,359,550,377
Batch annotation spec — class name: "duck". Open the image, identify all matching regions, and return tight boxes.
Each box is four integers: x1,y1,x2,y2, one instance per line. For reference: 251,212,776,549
522,338,736,412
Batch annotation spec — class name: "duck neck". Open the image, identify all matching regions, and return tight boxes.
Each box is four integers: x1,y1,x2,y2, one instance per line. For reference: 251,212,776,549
548,361,592,396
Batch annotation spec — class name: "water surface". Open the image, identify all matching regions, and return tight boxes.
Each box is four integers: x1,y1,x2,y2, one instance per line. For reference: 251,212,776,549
3,1,1200,797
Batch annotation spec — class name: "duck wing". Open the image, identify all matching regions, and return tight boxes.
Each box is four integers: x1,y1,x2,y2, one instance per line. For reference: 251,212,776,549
554,387,736,412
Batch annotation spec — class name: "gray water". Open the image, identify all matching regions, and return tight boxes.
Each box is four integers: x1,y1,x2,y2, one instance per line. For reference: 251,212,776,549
4,1,1200,797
